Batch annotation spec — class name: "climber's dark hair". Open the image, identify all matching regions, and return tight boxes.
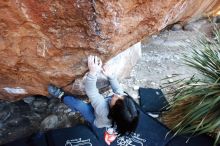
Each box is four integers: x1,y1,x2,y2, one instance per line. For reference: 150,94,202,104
108,94,139,136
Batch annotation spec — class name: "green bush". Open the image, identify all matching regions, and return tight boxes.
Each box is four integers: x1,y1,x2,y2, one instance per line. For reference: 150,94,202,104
164,27,220,145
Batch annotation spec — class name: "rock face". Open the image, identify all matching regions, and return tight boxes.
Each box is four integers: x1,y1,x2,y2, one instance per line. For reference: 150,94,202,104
0,0,219,100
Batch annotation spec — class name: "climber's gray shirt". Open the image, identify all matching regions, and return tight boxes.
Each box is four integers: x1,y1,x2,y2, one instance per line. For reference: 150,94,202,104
85,73,124,128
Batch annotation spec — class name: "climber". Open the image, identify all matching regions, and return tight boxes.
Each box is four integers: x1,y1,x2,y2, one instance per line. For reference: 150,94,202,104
48,55,139,136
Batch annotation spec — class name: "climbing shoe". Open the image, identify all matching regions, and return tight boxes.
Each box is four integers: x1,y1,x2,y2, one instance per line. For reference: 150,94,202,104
48,84,65,99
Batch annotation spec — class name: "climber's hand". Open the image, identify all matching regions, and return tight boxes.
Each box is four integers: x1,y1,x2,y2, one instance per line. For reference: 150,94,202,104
88,55,102,76
102,64,114,78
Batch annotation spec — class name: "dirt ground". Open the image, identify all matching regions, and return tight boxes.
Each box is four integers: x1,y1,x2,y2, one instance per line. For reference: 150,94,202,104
120,29,202,101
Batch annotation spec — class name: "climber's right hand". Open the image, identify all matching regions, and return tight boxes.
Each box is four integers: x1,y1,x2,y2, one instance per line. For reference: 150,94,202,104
102,64,114,78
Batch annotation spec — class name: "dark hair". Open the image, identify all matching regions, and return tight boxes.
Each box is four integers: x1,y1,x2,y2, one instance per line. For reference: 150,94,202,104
108,95,139,135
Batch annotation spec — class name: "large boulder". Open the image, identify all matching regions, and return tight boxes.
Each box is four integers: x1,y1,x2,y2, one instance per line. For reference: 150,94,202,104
0,0,219,100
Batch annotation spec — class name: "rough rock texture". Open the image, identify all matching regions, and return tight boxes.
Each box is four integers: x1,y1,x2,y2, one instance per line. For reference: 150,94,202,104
0,0,219,100
208,0,220,16
0,96,82,145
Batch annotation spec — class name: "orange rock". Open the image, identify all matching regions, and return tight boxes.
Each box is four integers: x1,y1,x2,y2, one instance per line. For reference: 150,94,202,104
0,0,219,100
